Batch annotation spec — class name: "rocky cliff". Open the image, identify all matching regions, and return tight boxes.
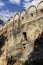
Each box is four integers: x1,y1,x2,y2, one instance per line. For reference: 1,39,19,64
0,1,43,65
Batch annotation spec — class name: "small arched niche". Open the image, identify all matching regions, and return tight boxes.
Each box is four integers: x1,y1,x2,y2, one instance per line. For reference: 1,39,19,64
14,13,20,28
20,9,26,24
27,5,37,21
37,1,43,16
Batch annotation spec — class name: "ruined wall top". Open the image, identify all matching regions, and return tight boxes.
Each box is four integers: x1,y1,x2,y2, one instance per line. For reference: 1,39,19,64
0,0,43,35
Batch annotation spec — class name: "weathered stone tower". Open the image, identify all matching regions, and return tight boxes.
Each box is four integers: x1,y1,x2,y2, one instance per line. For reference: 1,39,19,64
0,1,43,65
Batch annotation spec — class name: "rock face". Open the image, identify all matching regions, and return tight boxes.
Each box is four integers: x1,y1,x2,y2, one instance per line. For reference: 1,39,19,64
0,1,43,65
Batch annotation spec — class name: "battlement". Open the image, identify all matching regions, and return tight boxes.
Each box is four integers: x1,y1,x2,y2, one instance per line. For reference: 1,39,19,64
0,1,43,35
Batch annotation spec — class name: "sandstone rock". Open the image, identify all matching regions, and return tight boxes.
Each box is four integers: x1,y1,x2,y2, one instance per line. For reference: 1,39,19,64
0,1,43,65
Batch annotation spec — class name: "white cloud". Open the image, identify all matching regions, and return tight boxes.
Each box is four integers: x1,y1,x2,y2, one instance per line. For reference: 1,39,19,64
0,1,5,7
24,0,30,2
9,0,21,5
23,0,41,9
0,10,17,22
32,0,41,6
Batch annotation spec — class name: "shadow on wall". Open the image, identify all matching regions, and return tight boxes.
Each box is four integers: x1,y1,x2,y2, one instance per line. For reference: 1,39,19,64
24,31,43,65
0,34,7,56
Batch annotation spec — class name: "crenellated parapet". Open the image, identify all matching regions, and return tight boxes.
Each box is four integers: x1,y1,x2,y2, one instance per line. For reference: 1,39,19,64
0,1,43,34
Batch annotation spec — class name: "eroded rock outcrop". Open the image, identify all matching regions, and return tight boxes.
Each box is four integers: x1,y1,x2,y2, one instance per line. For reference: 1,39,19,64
0,1,43,65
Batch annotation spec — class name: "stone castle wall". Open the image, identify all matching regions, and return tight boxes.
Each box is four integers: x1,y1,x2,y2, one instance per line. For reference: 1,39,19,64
0,1,43,65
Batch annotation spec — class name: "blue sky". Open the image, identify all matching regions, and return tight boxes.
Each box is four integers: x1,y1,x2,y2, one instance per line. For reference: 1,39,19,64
0,0,41,22
0,0,24,12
